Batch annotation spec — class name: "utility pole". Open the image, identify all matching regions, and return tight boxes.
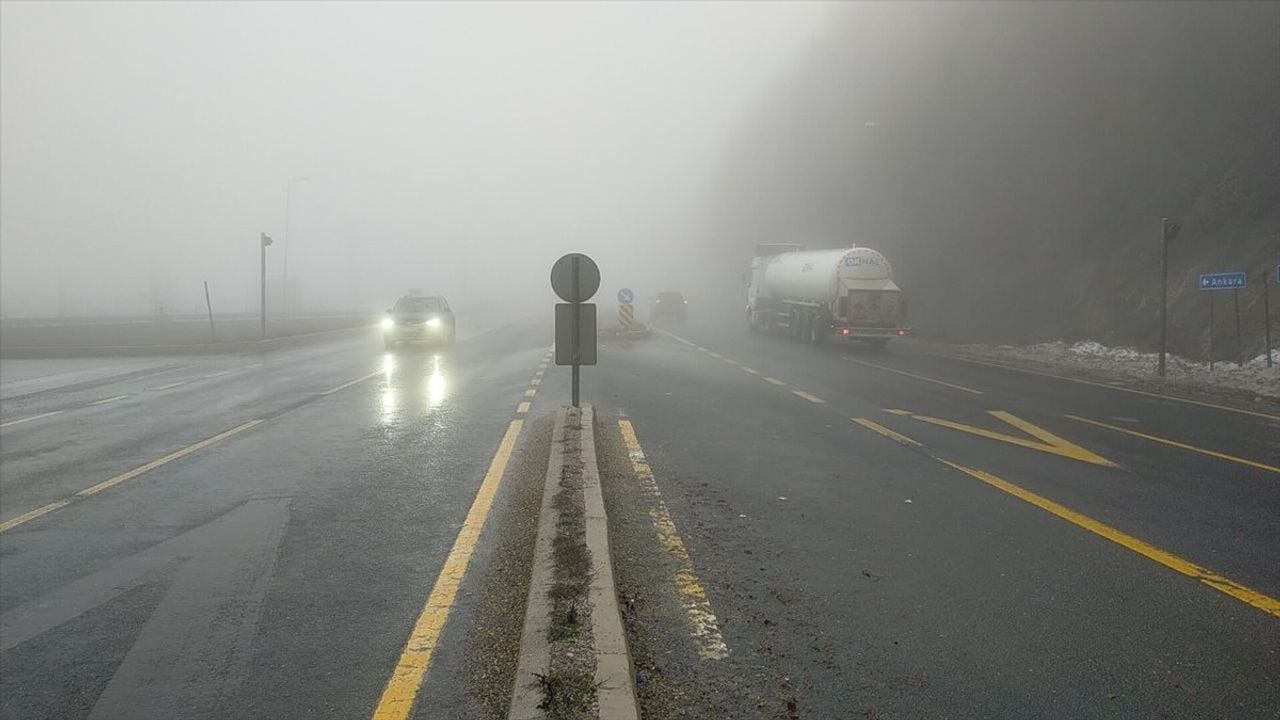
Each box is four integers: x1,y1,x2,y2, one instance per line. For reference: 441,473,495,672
1158,218,1181,377
261,232,273,339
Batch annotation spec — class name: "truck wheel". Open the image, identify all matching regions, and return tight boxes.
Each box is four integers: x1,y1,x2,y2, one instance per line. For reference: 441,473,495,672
807,315,824,346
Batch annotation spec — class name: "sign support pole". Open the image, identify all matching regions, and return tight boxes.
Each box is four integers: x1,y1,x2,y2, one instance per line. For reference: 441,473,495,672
1233,288,1243,366
1208,295,1215,372
1263,271,1274,369
571,255,580,408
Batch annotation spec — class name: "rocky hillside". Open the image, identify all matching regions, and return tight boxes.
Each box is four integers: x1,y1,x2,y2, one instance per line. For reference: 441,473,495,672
710,2,1279,358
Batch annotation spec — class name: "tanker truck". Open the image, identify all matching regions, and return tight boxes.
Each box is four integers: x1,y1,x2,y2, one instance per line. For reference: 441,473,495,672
746,244,909,347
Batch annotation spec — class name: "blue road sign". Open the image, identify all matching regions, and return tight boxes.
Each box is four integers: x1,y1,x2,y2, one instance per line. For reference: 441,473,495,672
1199,272,1247,291
617,287,634,304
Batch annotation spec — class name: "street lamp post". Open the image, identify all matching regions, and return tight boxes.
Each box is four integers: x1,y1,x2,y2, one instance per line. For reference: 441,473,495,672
260,232,273,338
282,176,311,314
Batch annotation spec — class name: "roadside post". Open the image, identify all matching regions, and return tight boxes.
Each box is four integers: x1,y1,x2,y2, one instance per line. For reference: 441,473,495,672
617,287,635,331
1199,271,1247,368
260,232,273,339
551,253,600,408
1158,218,1181,377
203,280,216,342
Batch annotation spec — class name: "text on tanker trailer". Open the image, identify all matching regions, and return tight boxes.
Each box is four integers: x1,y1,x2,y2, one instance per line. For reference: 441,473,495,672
746,244,909,347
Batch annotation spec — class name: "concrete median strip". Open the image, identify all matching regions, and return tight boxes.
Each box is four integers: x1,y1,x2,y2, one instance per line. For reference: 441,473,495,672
509,405,639,720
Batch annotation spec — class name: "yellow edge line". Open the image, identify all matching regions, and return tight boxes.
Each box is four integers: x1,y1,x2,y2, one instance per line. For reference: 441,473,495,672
941,460,1280,619
1066,415,1280,474
912,413,1116,467
0,419,264,533
845,357,984,395
524,388,537,397
0,410,65,429
792,390,825,404
516,401,531,414
371,419,524,719
852,418,922,446
741,367,759,375
942,354,1280,422
618,419,728,660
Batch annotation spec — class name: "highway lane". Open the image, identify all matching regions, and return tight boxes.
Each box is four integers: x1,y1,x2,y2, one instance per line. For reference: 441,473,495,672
0,320,554,719
582,321,1280,718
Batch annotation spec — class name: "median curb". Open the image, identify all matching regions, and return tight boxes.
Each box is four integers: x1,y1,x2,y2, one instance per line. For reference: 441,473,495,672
508,406,639,720
580,405,640,720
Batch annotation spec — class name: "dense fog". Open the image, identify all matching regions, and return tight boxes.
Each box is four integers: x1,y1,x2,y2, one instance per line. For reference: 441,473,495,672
1,2,826,319
3,2,1276,357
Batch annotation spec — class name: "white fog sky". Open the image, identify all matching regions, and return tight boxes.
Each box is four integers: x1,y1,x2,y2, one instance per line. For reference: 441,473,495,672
1,1,830,316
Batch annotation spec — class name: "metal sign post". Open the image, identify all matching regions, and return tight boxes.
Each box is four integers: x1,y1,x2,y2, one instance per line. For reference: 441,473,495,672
1198,271,1247,368
1208,294,1215,371
260,233,273,339
1233,288,1243,366
551,253,600,408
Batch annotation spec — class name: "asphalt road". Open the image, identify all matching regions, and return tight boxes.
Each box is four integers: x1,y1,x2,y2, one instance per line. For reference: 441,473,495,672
582,315,1279,719
2,310,1277,719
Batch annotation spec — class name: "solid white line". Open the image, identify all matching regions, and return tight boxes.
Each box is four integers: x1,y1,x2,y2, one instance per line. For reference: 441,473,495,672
152,381,188,391
90,395,129,406
321,371,381,395
0,410,64,429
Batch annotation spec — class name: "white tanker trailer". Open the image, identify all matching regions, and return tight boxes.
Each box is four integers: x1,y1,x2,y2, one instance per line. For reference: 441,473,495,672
746,244,909,346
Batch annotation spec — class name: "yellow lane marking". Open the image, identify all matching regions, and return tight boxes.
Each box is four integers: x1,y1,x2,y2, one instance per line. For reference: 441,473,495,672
0,419,264,533
741,367,759,375
90,395,129,406
152,380,188,390
321,371,381,395
762,377,786,386
524,388,537,397
372,419,524,719
885,408,912,416
1066,415,1280,474
618,420,728,660
942,354,1280,422
942,460,1280,619
530,378,541,386
852,418,922,447
792,390,825,404
516,401,531,414
909,410,1116,467
843,356,983,395
708,352,723,359
0,410,64,429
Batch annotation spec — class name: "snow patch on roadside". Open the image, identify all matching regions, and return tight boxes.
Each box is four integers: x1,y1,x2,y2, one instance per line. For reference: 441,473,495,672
952,340,1279,399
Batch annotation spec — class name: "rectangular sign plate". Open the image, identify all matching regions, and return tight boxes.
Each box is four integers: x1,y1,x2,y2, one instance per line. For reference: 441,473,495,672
555,303,597,366
1198,272,1247,291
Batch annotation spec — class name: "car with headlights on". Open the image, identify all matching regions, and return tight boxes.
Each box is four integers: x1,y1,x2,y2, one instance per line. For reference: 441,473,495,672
381,295,456,349
650,290,688,321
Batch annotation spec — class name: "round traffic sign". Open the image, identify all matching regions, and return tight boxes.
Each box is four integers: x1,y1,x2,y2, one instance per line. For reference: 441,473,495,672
617,287,634,304
550,253,601,302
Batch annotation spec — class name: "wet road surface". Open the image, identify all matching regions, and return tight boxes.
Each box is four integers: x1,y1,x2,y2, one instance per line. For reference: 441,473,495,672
2,312,1277,719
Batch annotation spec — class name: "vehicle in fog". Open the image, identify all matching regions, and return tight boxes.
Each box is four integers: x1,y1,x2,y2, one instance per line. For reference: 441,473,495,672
746,244,908,348
651,291,688,321
381,295,456,349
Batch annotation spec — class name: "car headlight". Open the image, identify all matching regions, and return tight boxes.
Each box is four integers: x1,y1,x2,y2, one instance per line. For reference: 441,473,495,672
381,318,394,330
425,317,442,328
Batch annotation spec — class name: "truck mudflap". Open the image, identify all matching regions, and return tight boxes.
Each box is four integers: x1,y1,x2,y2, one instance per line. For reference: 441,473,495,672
833,326,911,339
